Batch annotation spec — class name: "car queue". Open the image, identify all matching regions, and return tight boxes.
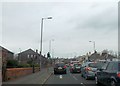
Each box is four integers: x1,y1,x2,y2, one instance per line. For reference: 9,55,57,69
53,60,120,86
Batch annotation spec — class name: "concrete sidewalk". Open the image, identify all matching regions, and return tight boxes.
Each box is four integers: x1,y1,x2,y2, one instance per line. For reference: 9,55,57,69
2,67,53,84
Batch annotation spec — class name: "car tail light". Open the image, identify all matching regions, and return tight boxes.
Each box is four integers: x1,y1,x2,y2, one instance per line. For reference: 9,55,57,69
117,72,120,78
85,67,91,71
64,66,67,69
78,64,81,66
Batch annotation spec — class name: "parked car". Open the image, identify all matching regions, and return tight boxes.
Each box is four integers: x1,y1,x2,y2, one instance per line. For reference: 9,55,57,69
54,63,67,74
81,62,99,80
95,61,120,86
70,63,81,73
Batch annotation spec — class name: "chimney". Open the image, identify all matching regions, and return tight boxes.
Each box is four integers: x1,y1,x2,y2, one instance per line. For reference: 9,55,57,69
36,49,38,53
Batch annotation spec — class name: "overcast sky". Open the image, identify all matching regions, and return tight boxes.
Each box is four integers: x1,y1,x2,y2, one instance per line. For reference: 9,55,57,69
1,0,119,58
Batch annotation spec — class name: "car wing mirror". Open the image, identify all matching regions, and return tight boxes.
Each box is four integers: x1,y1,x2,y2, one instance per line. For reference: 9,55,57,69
99,68,104,71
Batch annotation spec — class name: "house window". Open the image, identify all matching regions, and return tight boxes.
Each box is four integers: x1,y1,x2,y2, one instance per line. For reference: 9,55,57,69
27,55,29,58
31,55,33,58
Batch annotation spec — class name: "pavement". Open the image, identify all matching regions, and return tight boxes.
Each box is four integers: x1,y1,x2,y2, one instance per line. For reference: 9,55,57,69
2,67,53,84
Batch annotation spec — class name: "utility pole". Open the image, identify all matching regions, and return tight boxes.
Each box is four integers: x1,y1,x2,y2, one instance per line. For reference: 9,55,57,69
39,17,52,70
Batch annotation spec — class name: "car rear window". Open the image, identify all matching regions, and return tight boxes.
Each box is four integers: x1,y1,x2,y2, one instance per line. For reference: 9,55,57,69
55,63,65,67
74,64,81,67
96,62,107,69
88,63,98,68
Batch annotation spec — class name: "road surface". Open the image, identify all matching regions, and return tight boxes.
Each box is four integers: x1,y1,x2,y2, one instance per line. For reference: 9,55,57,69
44,68,96,86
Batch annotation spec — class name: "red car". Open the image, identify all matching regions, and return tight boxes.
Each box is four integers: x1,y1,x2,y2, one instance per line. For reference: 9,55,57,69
70,63,81,73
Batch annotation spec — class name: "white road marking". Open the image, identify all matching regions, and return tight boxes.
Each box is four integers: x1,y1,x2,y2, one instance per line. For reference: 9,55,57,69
72,76,78,80
59,75,63,79
81,82,86,86
81,83,83,84
69,72,78,81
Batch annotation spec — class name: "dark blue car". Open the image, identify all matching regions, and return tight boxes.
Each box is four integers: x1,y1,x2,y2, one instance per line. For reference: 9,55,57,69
95,61,120,86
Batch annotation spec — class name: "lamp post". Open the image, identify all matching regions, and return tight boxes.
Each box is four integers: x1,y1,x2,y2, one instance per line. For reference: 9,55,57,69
40,17,52,69
49,39,54,55
89,41,96,52
49,39,54,65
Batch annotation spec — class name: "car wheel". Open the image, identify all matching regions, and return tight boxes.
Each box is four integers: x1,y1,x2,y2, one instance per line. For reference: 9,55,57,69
64,71,66,74
54,71,56,74
81,74,83,77
111,80,116,86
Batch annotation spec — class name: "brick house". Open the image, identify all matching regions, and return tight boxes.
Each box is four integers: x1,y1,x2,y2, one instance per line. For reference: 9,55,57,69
17,49,48,67
0,46,14,66
0,46,14,81
17,49,39,64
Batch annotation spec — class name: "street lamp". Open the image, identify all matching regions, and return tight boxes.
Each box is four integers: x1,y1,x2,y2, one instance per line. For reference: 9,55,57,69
49,39,54,55
40,17,52,69
89,41,96,52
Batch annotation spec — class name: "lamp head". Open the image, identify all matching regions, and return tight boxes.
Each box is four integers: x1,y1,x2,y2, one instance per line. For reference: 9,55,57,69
89,41,92,42
47,17,52,19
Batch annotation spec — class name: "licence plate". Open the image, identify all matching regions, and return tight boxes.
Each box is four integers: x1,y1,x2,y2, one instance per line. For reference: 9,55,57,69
76,67,80,68
58,67,62,69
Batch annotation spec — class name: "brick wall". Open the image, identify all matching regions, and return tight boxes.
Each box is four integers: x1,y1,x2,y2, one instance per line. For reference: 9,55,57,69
6,67,40,81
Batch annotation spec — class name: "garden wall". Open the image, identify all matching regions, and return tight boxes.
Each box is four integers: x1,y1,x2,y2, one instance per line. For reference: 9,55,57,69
6,67,40,81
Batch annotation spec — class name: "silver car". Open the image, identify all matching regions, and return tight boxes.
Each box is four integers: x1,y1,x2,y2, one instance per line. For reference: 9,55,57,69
81,62,98,80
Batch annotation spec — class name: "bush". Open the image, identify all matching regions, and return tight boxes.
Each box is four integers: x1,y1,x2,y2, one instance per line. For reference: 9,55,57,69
7,60,18,68
34,64,40,67
17,64,31,68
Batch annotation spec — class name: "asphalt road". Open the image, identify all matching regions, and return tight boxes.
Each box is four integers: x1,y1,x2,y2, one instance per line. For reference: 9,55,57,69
44,68,97,86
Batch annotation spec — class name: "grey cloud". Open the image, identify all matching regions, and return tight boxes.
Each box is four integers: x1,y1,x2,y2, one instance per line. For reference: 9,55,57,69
66,4,117,31
2,1,118,57
81,9,117,30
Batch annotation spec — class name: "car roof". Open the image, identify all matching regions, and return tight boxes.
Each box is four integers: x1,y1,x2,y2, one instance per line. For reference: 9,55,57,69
55,62,65,64
108,61,120,63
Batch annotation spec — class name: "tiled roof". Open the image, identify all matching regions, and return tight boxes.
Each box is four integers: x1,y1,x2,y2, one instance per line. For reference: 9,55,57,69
18,48,44,57
89,52,117,61
88,53,100,61
0,46,14,54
